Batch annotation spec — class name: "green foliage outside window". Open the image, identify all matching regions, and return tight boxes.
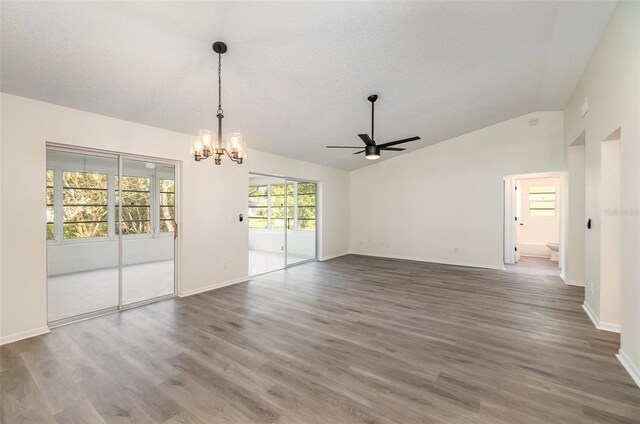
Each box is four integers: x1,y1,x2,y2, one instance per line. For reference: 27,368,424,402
46,170,55,240
160,179,175,232
116,176,151,235
63,171,108,238
248,182,316,231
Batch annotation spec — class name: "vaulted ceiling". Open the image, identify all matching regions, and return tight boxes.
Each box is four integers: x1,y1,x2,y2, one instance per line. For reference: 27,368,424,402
1,1,615,170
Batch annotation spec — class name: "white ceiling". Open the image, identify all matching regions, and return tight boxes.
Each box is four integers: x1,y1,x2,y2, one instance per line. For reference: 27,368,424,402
1,1,615,170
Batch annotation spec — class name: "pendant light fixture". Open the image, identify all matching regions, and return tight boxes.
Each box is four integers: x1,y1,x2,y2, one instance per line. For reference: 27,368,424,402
190,41,246,165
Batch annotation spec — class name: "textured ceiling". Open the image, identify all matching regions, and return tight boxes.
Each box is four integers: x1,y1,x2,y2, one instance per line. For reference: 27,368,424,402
1,1,615,170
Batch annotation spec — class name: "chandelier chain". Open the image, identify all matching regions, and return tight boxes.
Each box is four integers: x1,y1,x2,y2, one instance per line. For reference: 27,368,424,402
217,53,223,115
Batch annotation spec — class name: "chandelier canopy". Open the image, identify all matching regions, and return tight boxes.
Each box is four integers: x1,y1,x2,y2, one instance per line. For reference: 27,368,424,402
190,41,245,165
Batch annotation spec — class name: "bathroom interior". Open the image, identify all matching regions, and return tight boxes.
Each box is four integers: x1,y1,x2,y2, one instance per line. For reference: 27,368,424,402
515,176,560,271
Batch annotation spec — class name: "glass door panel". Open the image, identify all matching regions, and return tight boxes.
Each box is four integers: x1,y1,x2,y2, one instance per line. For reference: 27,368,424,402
46,149,119,323
248,174,286,275
120,158,175,306
287,180,317,266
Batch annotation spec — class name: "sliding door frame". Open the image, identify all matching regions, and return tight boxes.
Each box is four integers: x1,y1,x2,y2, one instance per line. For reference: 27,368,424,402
248,172,318,272
46,142,180,327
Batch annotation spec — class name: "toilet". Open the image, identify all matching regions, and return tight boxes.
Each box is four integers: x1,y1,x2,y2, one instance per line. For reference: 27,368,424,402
546,242,559,261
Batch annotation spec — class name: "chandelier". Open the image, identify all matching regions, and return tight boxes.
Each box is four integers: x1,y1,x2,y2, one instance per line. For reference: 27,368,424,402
190,41,246,165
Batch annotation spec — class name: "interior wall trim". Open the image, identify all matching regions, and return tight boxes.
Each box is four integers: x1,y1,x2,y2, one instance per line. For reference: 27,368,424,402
561,273,585,287
349,251,505,271
0,326,50,346
582,302,621,333
319,251,351,261
617,349,640,388
179,276,249,297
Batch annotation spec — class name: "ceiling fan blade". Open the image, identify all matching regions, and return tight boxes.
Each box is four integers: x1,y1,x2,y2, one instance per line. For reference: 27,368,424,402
358,134,375,146
353,150,365,155
380,147,406,151
326,146,366,148
377,136,420,148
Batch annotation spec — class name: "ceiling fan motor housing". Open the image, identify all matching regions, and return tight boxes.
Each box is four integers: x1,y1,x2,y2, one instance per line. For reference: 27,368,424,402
365,145,380,156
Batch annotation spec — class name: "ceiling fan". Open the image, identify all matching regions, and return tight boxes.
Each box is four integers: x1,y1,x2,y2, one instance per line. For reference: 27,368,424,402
327,94,421,160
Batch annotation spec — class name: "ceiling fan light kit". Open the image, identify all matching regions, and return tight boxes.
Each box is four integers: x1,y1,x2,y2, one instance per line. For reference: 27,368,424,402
190,41,246,165
327,94,420,160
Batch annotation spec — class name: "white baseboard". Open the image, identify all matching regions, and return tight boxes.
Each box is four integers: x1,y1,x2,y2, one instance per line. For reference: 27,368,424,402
319,251,351,261
349,251,504,271
0,326,50,346
561,273,585,287
617,349,640,388
582,302,620,333
179,276,249,297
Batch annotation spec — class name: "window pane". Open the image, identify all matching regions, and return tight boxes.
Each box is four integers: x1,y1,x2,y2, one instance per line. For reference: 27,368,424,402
529,186,555,194
298,206,316,220
46,169,54,187
298,220,316,231
160,205,175,218
119,221,151,235
63,188,108,205
160,220,175,232
63,222,108,238
63,206,108,223
121,190,151,206
63,171,107,189
249,206,268,218
160,192,175,207
272,218,285,229
249,218,268,229
298,194,316,207
47,223,55,240
249,185,268,196
530,201,556,209
160,179,175,193
298,183,315,194
529,193,556,202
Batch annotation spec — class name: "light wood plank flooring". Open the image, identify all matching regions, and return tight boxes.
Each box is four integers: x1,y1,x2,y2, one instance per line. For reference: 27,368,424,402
2,254,639,423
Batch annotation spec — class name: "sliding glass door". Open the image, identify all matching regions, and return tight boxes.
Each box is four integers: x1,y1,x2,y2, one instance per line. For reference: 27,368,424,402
286,179,317,266
248,175,287,275
248,173,317,276
46,147,177,325
120,158,176,306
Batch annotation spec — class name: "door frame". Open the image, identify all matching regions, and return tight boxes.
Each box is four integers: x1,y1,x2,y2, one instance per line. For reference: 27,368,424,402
503,171,562,266
45,142,181,327
248,171,319,275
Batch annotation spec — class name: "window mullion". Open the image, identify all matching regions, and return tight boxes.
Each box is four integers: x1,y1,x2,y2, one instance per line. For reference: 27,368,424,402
267,184,272,230
108,171,115,240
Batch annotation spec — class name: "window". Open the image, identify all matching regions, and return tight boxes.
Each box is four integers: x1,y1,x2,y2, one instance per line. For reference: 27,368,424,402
62,171,109,238
529,186,556,216
46,170,55,240
297,182,316,231
271,184,294,230
116,176,151,235
160,179,175,232
248,182,316,231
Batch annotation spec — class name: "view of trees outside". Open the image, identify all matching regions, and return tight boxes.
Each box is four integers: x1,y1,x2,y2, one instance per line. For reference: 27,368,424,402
160,179,175,232
115,175,151,235
248,182,316,231
297,182,316,230
47,170,175,239
63,171,109,238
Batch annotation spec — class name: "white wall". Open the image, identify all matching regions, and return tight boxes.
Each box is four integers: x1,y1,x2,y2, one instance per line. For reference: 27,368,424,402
517,177,560,258
0,93,350,342
565,142,585,285
350,111,564,270
563,2,640,383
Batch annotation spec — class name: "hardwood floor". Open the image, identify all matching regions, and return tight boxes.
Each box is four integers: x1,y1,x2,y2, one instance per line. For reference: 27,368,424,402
2,254,639,423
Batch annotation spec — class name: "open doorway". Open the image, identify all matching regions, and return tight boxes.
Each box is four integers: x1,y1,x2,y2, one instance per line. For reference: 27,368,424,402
504,172,561,276
248,173,317,276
